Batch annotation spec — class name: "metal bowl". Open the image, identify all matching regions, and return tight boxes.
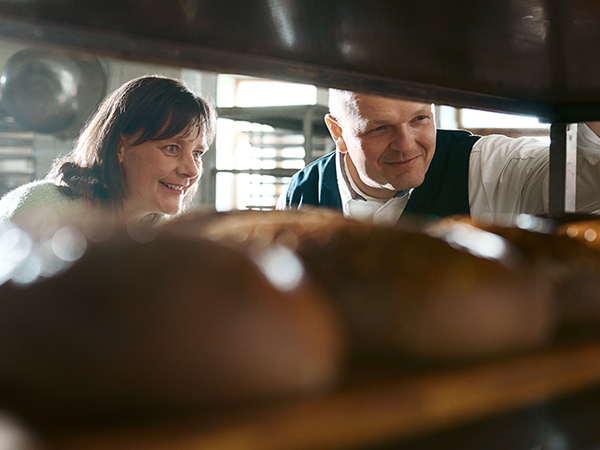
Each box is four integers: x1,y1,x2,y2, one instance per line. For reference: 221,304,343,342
0,47,107,135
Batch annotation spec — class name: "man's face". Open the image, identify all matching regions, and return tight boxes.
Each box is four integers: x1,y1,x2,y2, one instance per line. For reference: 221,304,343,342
326,94,436,199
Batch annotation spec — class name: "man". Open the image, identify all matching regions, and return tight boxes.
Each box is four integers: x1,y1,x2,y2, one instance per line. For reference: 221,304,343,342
279,89,600,224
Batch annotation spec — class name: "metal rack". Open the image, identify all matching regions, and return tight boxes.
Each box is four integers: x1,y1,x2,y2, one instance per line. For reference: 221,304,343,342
0,117,35,197
215,104,332,209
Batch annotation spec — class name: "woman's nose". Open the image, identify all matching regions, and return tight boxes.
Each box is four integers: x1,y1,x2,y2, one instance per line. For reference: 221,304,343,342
177,152,201,179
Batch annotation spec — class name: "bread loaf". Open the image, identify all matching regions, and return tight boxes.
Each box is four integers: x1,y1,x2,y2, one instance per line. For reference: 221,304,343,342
431,215,600,327
167,209,556,361
558,217,600,252
0,226,346,415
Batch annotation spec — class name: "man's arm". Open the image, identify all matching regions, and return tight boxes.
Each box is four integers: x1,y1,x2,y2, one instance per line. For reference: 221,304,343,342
469,124,600,220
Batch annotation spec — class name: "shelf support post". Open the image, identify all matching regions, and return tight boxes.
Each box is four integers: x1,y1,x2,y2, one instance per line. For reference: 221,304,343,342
303,106,314,165
548,123,577,216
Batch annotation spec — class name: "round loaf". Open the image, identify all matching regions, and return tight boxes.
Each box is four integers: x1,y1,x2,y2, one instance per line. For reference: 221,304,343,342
0,227,346,416
168,209,556,361
558,218,600,252
432,215,600,327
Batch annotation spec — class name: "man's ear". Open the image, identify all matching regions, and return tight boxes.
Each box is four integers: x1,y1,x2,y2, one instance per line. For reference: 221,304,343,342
324,114,348,153
117,135,126,164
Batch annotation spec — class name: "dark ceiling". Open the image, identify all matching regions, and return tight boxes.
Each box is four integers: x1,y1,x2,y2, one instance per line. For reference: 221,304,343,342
0,0,598,122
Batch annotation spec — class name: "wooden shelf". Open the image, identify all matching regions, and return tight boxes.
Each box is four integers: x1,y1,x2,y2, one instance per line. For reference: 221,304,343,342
0,1,599,122
44,339,600,450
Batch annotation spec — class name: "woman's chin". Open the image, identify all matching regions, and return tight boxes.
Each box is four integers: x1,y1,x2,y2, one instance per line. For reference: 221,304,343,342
121,204,179,223
158,204,184,217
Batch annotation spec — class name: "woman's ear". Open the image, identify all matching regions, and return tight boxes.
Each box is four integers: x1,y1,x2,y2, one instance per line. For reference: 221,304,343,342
324,114,348,153
117,135,126,164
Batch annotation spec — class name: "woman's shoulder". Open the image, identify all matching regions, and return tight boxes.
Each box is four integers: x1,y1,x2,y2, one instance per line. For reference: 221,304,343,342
3,178,61,197
0,179,84,223
1,179,64,209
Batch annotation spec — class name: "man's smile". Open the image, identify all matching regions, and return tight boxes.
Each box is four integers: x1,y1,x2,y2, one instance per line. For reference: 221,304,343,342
384,155,420,167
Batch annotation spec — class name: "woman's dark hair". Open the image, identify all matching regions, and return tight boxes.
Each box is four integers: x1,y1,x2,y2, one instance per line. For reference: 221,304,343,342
48,75,216,214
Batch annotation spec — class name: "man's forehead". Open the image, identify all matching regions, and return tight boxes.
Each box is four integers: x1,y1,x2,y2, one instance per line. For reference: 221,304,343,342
339,95,431,130
353,93,433,115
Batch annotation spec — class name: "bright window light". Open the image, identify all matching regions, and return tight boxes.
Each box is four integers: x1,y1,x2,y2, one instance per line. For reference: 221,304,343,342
235,80,317,107
460,108,550,129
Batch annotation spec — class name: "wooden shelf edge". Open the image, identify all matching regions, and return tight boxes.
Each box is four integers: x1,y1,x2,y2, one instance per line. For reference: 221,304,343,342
50,339,600,450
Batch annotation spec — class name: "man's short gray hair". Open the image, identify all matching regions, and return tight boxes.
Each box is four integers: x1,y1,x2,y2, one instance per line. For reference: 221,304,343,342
328,88,359,126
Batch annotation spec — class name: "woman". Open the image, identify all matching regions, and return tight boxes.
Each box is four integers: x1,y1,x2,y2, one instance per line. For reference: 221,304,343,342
0,77,344,414
0,75,216,228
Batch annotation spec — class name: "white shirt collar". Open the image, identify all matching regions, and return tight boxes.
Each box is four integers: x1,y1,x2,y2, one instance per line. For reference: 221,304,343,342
336,151,412,225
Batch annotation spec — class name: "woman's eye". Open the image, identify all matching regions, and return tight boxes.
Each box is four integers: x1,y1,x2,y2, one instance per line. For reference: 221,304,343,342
193,151,203,161
165,145,178,153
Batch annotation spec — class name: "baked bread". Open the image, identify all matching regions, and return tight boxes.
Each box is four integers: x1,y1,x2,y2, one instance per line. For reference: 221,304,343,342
431,215,600,327
0,226,346,416
558,217,600,252
167,209,556,361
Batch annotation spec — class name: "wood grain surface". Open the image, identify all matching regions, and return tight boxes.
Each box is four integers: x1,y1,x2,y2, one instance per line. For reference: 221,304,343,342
49,339,600,450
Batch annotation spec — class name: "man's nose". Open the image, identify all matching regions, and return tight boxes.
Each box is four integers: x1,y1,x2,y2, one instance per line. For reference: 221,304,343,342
390,126,414,151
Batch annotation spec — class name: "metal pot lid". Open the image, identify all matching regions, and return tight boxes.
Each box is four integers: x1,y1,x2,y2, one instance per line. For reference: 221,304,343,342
0,47,108,135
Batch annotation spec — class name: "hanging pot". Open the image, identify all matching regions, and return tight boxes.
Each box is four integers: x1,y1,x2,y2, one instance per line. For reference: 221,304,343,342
0,47,107,135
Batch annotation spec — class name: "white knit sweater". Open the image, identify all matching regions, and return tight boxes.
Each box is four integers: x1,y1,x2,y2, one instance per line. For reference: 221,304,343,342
0,179,88,223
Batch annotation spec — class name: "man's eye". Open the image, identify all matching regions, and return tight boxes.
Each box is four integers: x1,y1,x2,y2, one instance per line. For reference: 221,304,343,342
371,126,386,133
166,145,178,153
193,151,203,160
415,115,427,121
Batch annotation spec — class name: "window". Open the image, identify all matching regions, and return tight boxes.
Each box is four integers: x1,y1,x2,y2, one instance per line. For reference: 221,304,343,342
438,106,550,143
214,76,332,211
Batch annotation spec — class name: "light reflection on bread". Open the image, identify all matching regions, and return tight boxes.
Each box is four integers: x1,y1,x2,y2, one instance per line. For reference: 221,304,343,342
0,222,347,416
166,208,557,361
433,214,600,327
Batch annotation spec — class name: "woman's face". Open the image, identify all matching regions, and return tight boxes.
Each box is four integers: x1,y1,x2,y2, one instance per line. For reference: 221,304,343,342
117,127,208,219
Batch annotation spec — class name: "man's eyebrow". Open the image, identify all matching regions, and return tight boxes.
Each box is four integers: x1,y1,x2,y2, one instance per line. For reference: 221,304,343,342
414,105,434,115
364,118,388,125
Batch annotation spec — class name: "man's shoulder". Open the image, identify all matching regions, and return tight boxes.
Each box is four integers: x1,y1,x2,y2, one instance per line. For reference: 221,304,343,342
433,129,482,160
436,128,482,144
292,151,336,179
437,128,476,137
285,151,341,208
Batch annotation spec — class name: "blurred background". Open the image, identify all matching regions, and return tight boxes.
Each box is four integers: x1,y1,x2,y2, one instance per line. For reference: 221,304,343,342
0,40,551,213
